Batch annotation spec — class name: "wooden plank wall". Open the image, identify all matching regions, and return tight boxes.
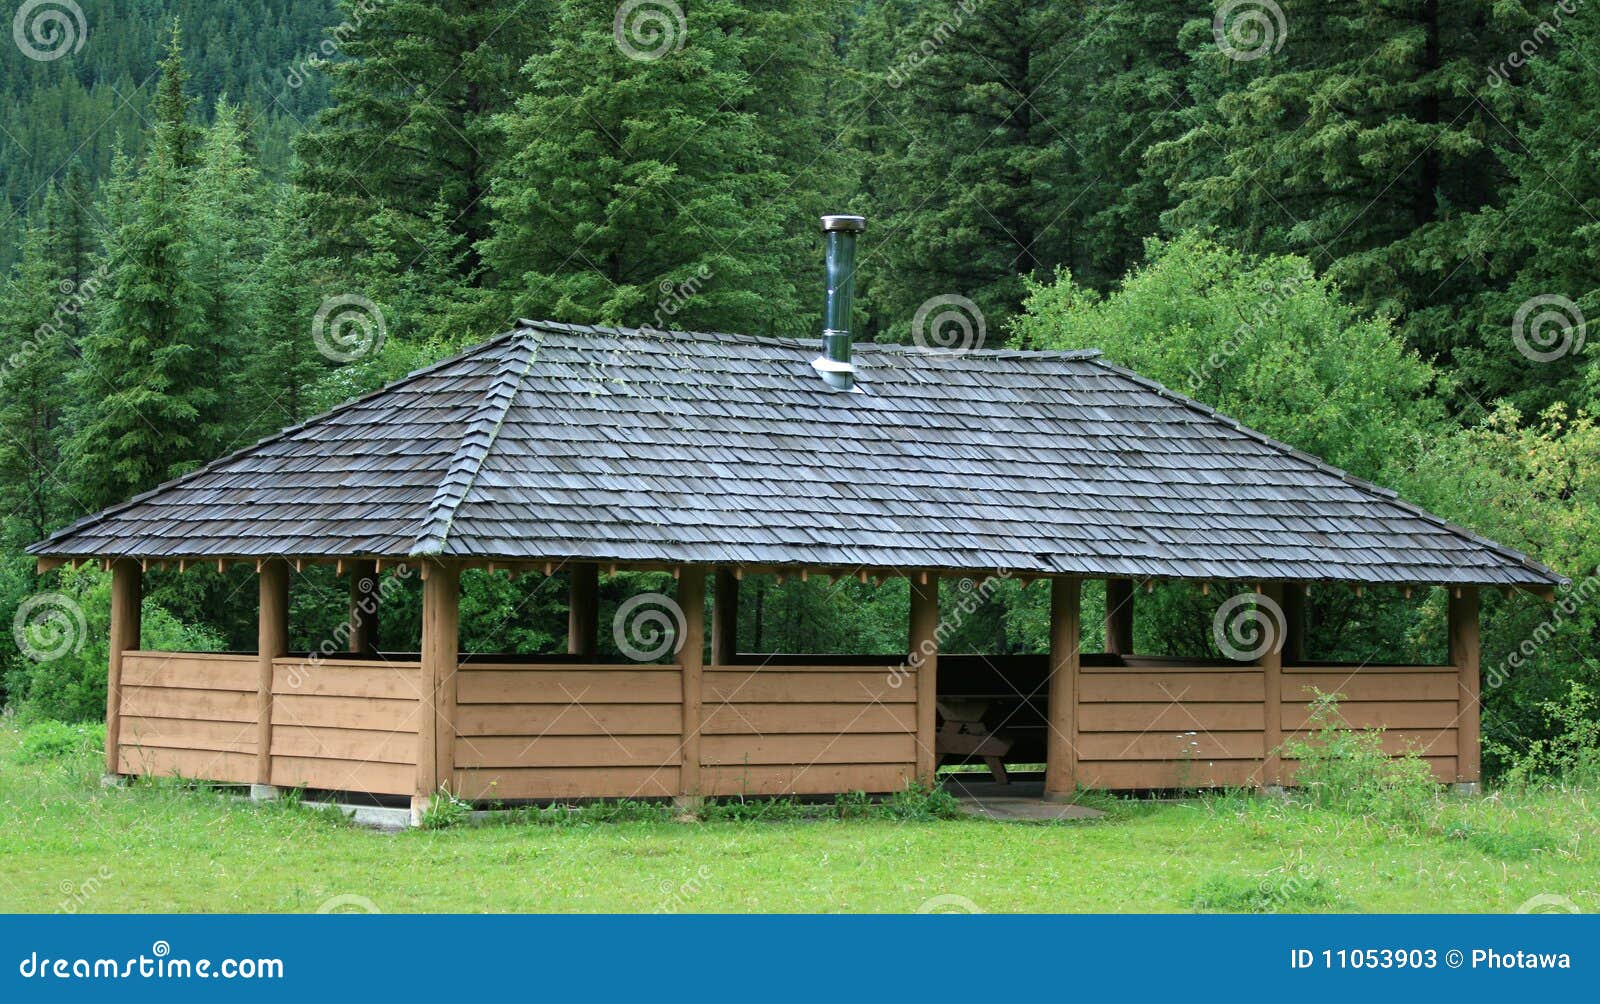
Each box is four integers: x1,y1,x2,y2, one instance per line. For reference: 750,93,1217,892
116,651,260,783
701,664,917,796
1076,664,1267,789
1075,663,1461,789
1280,666,1459,782
452,663,683,799
269,657,422,795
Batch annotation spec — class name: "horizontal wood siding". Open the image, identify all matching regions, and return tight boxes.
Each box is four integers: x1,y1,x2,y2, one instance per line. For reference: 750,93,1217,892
1075,663,1462,789
453,663,681,800
268,657,422,796
700,665,916,796
1280,665,1459,782
1076,665,1265,789
116,652,260,783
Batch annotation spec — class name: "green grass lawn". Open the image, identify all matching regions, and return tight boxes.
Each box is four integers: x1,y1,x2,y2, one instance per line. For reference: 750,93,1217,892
2,722,1596,913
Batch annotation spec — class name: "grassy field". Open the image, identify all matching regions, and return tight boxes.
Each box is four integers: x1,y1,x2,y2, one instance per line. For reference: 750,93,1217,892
2,722,1595,914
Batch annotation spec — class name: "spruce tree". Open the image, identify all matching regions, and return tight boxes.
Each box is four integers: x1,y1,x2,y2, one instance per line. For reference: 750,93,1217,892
869,0,1083,344
483,0,800,336
0,209,74,544
1151,0,1532,383
243,188,332,435
188,98,265,421
70,35,218,510
294,0,548,286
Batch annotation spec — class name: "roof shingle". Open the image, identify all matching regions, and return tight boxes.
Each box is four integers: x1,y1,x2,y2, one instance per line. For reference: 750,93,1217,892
29,321,1562,587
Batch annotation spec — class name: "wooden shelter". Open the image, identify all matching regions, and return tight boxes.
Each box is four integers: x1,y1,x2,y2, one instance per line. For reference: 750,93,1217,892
30,320,1563,819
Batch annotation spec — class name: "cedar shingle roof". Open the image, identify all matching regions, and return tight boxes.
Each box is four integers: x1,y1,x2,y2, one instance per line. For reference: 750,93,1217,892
29,321,1561,587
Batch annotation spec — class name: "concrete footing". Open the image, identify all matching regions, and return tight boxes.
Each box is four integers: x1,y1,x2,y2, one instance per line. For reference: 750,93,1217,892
1451,781,1482,797
1039,789,1077,804
249,783,280,802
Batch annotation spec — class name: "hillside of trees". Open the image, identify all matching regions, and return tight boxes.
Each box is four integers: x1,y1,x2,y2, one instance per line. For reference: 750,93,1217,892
1,1,1596,776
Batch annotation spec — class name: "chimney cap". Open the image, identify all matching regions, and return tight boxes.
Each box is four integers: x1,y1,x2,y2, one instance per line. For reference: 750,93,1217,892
820,214,866,233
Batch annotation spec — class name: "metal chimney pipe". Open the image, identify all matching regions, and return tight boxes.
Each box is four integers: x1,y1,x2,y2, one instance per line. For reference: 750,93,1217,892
815,214,865,391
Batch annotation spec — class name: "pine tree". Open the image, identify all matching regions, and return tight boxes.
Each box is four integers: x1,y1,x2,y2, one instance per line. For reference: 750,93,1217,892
294,0,549,286
187,98,265,423
243,187,333,435
152,19,202,172
0,208,75,544
483,0,801,336
1459,2,1600,413
69,34,218,510
869,0,1084,345
1150,0,1534,382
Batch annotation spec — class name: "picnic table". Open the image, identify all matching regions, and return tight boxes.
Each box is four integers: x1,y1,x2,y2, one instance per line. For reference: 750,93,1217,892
935,697,1015,784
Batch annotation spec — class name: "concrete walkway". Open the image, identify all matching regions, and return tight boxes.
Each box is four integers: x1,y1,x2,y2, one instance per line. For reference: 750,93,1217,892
943,775,1107,822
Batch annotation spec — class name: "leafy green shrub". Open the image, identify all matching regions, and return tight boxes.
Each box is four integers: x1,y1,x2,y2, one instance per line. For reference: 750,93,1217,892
835,789,872,819
882,780,963,821
1282,691,1439,824
1494,682,1600,786
418,788,473,830
12,719,104,764
1191,866,1340,913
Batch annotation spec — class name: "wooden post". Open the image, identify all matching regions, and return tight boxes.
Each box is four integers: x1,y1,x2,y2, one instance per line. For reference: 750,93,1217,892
1281,582,1307,663
347,559,379,655
910,574,940,784
677,567,706,806
255,559,289,791
415,561,461,818
1257,583,1286,789
1104,578,1134,656
567,563,598,657
1449,586,1481,789
104,559,142,776
1044,577,1082,801
710,568,738,666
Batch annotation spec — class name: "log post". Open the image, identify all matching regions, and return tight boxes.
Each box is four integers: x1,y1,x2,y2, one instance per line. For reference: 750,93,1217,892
710,568,738,666
347,559,379,655
254,559,289,796
1281,582,1307,663
415,561,461,821
910,574,940,784
104,559,143,777
1449,586,1481,791
677,567,706,807
1257,582,1286,791
1104,578,1134,656
567,563,598,657
1044,577,1082,801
